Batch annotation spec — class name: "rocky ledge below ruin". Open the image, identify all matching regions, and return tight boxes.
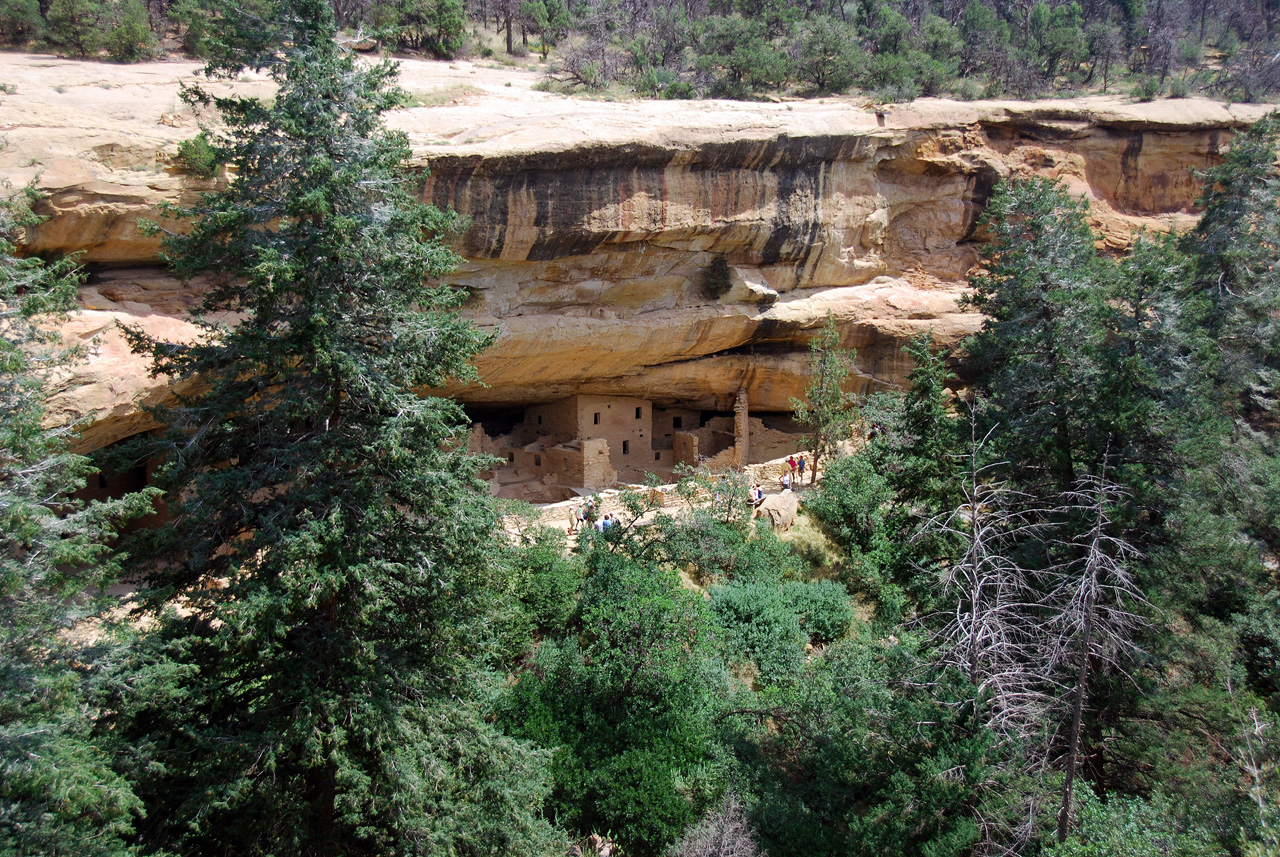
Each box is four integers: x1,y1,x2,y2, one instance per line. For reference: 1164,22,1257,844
1,52,1270,453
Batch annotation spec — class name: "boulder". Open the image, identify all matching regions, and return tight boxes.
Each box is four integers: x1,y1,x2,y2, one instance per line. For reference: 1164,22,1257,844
755,490,800,532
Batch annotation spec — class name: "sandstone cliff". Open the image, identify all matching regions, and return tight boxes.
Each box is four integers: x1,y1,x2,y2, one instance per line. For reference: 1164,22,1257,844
1,53,1269,451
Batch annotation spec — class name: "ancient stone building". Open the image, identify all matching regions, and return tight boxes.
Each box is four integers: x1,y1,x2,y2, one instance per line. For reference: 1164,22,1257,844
472,391,807,501
473,395,707,501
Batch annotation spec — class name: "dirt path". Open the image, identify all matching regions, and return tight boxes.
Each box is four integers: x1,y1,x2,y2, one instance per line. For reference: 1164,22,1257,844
526,452,823,536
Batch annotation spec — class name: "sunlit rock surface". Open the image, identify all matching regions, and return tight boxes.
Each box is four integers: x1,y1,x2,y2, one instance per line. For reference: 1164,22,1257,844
0,52,1268,450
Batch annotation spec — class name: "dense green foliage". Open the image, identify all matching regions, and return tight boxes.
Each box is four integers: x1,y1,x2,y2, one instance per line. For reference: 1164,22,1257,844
0,187,155,855
800,118,1280,855
539,0,1280,100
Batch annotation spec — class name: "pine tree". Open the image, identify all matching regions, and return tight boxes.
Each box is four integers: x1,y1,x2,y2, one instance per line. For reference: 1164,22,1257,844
963,178,1112,491
114,1,563,852
0,186,155,856
1182,113,1280,425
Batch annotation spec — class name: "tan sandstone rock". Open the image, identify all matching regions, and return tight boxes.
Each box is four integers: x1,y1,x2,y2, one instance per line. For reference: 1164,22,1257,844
0,52,1268,451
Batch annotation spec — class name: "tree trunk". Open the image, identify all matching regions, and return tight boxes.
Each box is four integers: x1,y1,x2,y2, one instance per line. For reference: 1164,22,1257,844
1057,586,1095,843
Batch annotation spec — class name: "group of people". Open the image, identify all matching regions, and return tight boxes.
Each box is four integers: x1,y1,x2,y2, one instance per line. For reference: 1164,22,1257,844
780,454,806,491
567,498,619,535
565,451,811,533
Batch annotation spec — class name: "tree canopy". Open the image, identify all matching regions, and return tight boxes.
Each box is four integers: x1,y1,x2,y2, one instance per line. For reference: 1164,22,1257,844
109,0,561,852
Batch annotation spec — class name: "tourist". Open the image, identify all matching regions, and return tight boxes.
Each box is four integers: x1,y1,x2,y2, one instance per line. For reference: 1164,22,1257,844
786,455,797,480
750,484,764,507
797,455,806,482
568,503,578,534
594,514,607,533
781,471,791,491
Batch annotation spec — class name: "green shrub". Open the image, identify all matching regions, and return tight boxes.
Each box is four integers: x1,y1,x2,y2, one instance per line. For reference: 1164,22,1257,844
695,14,790,99
1043,788,1226,857
953,77,983,100
175,131,222,178
803,454,892,554
912,50,957,96
43,0,102,56
387,0,466,57
1168,76,1190,98
500,554,725,856
104,0,153,62
168,0,211,56
1133,75,1162,101
790,15,862,93
710,581,806,685
783,579,853,644
0,0,42,44
660,512,804,586
663,80,698,99
704,254,732,299
515,530,582,635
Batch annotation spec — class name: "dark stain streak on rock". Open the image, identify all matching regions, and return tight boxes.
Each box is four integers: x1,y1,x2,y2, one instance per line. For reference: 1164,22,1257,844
960,162,1001,243
1117,132,1145,211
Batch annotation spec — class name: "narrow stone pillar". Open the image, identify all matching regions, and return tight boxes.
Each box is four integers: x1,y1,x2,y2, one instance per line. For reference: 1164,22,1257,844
733,387,749,468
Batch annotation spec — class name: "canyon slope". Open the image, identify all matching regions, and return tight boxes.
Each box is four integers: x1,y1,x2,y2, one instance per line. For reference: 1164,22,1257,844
1,52,1269,451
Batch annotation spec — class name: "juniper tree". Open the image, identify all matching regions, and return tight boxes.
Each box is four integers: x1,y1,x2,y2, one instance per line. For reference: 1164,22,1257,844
114,1,562,853
0,186,155,856
791,311,859,486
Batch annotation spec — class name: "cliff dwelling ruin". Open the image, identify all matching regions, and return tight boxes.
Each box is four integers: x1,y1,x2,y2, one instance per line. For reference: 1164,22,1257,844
467,390,807,503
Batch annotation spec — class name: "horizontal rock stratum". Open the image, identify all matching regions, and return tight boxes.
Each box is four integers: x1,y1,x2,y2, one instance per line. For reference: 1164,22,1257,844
2,52,1270,451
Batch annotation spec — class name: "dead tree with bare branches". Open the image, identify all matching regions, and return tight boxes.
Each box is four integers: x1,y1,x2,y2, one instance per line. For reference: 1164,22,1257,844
667,792,766,857
919,409,1057,856
1043,469,1148,844
925,413,1049,744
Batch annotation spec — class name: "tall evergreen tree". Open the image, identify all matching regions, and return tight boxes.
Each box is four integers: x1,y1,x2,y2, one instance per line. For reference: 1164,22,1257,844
1181,113,1280,426
0,186,155,856
114,1,563,853
963,178,1113,491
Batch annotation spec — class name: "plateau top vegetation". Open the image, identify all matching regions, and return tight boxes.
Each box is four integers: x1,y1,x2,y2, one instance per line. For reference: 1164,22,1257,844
6,0,1280,102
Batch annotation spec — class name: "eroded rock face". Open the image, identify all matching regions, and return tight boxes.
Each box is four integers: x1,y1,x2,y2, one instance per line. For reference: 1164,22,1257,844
0,52,1268,451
